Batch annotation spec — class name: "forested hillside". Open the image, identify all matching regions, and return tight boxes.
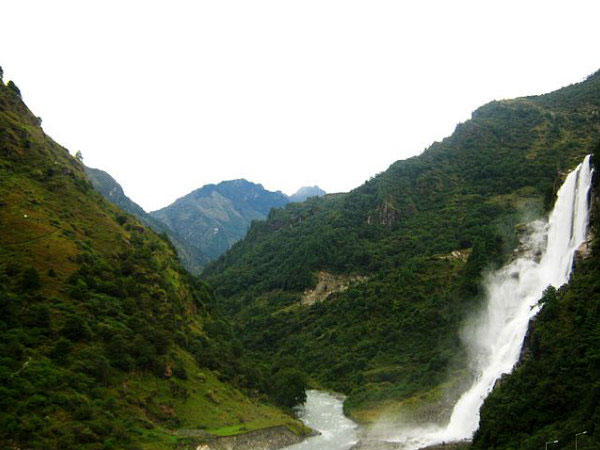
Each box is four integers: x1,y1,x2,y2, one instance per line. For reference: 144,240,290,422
3,64,600,450
0,76,308,449
203,71,600,420
84,165,209,273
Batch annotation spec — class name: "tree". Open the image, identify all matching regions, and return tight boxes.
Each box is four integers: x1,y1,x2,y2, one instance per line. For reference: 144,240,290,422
21,267,41,291
75,151,84,162
7,80,21,97
270,368,307,407
61,315,92,342
0,66,3,82
50,337,73,364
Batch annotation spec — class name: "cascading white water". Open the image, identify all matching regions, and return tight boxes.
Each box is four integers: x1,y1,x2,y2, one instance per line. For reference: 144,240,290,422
388,155,593,450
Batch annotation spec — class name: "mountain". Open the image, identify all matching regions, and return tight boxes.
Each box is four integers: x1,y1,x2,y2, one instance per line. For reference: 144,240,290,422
84,165,209,273
86,170,326,271
0,74,309,449
203,69,600,431
150,179,289,262
289,185,326,203
84,166,150,222
5,63,600,450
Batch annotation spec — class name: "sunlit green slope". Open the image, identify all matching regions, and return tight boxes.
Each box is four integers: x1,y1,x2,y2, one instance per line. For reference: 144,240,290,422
0,75,308,450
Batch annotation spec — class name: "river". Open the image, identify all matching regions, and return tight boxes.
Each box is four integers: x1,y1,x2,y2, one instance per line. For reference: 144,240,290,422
281,390,359,450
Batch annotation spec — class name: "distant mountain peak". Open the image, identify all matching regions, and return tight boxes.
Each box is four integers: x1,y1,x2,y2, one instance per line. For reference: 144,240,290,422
289,185,326,203
150,179,289,262
221,178,251,185
183,179,273,201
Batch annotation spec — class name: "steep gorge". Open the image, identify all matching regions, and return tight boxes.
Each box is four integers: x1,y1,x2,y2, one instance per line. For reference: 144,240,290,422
203,70,600,428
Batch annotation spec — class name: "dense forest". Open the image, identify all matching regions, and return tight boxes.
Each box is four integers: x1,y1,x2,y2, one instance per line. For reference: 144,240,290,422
203,70,600,425
0,74,309,450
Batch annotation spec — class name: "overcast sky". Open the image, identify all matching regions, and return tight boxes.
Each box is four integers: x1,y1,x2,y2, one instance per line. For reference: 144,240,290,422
1,1,599,211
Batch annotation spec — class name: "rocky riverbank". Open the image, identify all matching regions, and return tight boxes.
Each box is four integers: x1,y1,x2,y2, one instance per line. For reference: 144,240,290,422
176,425,310,450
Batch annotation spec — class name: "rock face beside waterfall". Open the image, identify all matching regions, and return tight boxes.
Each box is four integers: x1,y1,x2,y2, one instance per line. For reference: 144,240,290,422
574,230,594,262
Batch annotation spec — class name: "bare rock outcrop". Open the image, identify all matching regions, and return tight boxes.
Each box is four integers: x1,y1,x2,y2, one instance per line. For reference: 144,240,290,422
302,271,368,305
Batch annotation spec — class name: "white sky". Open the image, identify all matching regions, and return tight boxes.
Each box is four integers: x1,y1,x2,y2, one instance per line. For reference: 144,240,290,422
1,1,599,211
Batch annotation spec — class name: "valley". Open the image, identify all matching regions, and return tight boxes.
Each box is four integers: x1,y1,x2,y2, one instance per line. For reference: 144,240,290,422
1,66,600,450
202,71,600,449
86,167,326,274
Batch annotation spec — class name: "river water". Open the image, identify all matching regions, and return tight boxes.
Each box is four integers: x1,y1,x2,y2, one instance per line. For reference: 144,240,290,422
281,390,359,450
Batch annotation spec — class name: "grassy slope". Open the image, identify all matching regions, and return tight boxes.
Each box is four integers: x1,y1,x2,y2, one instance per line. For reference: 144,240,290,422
203,71,600,420
84,165,209,274
0,79,308,450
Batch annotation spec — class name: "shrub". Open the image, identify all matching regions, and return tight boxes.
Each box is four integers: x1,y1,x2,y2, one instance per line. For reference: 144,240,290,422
173,359,188,380
61,316,92,342
50,338,73,364
21,267,41,291
26,304,50,329
7,80,21,97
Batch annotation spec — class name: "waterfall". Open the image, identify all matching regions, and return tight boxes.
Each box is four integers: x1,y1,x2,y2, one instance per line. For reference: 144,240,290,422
389,155,593,450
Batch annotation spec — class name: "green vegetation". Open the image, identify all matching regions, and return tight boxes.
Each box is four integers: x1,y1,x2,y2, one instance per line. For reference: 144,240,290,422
203,70,600,419
7,80,21,97
0,77,307,449
150,179,290,267
270,368,308,408
472,147,600,450
4,63,600,449
84,165,209,274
